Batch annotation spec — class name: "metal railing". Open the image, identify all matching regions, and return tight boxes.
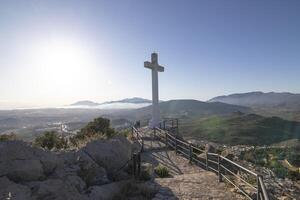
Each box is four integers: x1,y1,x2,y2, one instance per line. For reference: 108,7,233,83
159,118,179,134
132,126,144,153
155,119,269,200
130,127,144,178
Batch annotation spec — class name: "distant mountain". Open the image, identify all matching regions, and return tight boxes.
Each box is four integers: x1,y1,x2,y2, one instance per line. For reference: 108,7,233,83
128,99,251,120
69,98,151,109
180,113,300,145
70,100,100,106
100,97,151,105
209,91,300,108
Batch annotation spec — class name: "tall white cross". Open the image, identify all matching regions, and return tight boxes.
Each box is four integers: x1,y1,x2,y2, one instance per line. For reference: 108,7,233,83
144,53,164,128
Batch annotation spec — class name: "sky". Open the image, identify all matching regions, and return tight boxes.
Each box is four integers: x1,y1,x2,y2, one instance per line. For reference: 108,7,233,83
0,0,300,109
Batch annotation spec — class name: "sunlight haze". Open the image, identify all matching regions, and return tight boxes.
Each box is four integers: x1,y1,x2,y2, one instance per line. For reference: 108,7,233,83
1,0,300,109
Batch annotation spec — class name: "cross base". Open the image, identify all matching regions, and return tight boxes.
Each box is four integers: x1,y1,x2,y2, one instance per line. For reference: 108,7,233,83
148,118,161,129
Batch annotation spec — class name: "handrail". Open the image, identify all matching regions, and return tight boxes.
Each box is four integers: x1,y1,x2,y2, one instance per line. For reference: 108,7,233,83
258,176,269,200
220,156,258,177
155,118,269,200
131,127,144,153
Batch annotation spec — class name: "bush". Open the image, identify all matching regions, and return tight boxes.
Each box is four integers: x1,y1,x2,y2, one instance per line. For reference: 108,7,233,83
154,165,169,178
70,117,116,147
113,181,157,200
81,117,115,138
34,131,68,150
0,133,17,141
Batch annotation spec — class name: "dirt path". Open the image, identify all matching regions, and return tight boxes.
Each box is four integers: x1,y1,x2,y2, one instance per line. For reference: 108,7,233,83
139,127,242,200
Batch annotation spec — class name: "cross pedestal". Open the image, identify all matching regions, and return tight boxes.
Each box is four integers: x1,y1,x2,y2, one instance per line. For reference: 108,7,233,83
144,53,164,128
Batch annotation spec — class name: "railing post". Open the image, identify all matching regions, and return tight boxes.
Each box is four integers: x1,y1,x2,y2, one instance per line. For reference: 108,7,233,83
218,155,222,182
257,175,261,200
189,143,192,163
176,119,179,135
163,121,166,130
175,136,178,154
137,153,141,178
141,139,144,152
165,132,168,147
132,153,137,178
205,151,208,170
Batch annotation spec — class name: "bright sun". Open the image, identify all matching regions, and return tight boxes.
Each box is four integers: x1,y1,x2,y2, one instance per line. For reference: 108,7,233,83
30,38,95,90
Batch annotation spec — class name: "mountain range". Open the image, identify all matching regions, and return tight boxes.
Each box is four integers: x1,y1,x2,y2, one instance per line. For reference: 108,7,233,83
70,97,151,108
209,91,300,109
123,99,251,120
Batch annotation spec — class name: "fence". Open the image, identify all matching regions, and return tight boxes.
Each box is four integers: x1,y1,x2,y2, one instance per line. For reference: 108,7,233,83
155,119,269,200
130,126,145,178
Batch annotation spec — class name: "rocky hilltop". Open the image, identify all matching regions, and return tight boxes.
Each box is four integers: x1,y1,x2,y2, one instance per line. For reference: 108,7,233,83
0,136,135,200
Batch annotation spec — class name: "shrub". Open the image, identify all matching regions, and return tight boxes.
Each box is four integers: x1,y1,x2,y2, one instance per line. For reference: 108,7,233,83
80,117,115,138
154,165,169,178
0,133,17,141
70,117,116,147
113,181,157,200
34,131,67,150
139,165,152,181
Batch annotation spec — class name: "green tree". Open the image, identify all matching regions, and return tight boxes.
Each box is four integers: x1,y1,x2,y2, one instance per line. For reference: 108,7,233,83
80,117,115,138
34,131,67,150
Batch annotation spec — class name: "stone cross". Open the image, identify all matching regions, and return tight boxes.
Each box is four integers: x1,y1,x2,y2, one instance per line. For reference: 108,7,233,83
144,53,164,128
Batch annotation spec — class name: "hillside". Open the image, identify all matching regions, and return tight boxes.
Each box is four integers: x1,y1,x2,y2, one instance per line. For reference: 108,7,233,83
209,91,300,109
127,99,251,120
180,113,300,145
209,92,300,122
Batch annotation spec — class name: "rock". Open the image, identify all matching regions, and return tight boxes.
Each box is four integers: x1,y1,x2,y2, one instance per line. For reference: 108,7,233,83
87,180,129,200
89,166,110,185
51,164,81,179
0,159,45,182
82,136,132,174
65,175,86,192
30,179,88,200
0,176,31,200
205,143,217,153
0,141,62,181
37,150,63,175
78,164,110,186
221,149,235,160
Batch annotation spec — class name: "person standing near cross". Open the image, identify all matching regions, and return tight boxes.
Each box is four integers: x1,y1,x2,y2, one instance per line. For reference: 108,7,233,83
144,53,164,128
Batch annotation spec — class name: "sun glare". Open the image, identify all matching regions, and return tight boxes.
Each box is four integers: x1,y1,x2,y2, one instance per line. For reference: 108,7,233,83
36,40,90,80
28,38,97,94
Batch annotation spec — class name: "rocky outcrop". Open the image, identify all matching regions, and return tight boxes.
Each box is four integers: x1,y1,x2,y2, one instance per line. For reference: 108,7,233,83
0,136,133,199
205,143,217,153
82,136,132,174
87,180,130,200
0,176,31,200
28,179,88,200
0,141,62,182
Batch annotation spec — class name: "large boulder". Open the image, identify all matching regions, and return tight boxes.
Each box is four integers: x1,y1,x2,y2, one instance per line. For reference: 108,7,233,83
29,179,88,200
0,159,45,182
0,141,62,182
0,176,31,200
82,136,132,174
57,150,110,186
87,180,129,200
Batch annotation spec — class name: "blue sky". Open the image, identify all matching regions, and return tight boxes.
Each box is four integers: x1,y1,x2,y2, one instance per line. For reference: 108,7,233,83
0,0,300,108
